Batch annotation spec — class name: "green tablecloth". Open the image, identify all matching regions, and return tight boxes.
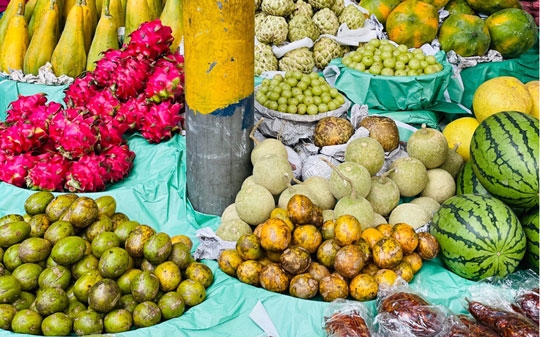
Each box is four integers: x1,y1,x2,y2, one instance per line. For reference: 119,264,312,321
0,133,479,337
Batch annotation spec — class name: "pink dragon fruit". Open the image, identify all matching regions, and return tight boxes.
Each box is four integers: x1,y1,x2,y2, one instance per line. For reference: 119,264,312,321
0,122,48,155
25,152,70,191
49,110,99,160
92,49,123,88
125,19,174,60
102,144,135,182
0,152,37,187
116,94,149,131
95,115,130,151
5,93,49,125
64,154,111,192
138,100,183,143
85,88,121,118
144,52,185,103
63,73,100,108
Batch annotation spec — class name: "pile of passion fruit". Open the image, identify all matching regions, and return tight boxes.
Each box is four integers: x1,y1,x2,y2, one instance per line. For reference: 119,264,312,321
218,194,440,302
0,191,212,336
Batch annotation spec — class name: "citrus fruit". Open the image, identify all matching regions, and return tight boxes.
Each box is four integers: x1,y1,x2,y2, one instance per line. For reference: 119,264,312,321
442,116,480,161
472,76,533,122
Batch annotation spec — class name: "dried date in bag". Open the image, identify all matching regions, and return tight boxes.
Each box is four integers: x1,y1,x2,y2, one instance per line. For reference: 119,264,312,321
437,314,499,337
468,300,539,337
513,287,539,325
323,299,374,337
375,291,447,337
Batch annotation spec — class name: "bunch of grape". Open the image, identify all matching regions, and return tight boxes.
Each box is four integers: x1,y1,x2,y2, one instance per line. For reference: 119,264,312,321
341,39,444,77
256,71,347,115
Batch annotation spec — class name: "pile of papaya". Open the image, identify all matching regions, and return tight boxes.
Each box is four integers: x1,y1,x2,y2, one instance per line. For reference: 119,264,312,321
0,0,182,77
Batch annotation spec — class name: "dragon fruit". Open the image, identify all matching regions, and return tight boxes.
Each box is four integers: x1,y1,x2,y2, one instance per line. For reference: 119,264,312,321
95,116,130,151
0,122,48,155
144,52,185,103
49,110,99,160
64,154,111,192
138,100,183,143
26,153,70,191
0,152,36,187
5,93,49,125
85,88,121,118
116,94,149,131
125,20,174,60
63,73,100,108
102,144,136,182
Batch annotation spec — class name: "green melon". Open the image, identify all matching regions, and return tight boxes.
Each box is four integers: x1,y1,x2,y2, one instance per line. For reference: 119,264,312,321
431,194,526,281
520,209,539,270
470,111,539,208
455,161,491,196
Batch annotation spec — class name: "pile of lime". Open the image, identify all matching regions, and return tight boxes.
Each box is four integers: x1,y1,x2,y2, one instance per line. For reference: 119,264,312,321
341,38,444,76
256,71,347,115
0,191,212,336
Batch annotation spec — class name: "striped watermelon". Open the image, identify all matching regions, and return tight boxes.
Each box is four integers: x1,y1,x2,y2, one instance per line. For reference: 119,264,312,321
470,111,539,208
520,209,539,270
455,161,491,196
430,194,526,281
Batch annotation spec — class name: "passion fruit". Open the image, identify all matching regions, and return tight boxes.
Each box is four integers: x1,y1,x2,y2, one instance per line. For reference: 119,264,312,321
41,312,73,336
236,260,263,286
38,264,71,290
0,303,16,330
236,234,264,261
280,246,311,275
34,286,69,316
153,261,182,292
11,308,43,335
289,273,319,299
184,262,214,288
73,309,104,335
287,194,315,225
125,225,156,258
372,237,403,269
217,249,244,277
131,271,160,302
132,301,161,328
143,232,173,265
318,273,349,302
103,308,133,333
258,218,291,252
259,263,290,293
87,278,122,313
98,247,130,279
176,279,206,307
349,273,378,301
158,291,185,320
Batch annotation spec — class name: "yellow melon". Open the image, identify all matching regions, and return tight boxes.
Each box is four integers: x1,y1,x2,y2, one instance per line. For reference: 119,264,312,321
525,80,539,119
472,76,533,122
442,116,480,162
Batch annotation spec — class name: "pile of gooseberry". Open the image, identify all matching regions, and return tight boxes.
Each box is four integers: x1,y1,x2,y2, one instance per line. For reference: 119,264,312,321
341,38,444,76
255,71,347,115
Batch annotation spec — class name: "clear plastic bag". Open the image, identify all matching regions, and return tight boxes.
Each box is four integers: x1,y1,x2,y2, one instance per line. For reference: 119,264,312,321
374,287,448,337
323,299,375,337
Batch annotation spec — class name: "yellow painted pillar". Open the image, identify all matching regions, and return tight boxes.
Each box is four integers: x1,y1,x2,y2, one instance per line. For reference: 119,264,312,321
184,0,255,216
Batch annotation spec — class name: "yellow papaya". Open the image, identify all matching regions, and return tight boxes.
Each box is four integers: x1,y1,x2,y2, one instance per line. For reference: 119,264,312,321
80,0,97,54
24,0,39,23
0,0,26,45
50,1,86,77
28,0,61,39
24,0,59,75
86,0,119,71
105,0,124,32
95,0,103,17
147,0,162,19
63,0,77,25
0,3,30,72
159,0,182,52
125,0,154,38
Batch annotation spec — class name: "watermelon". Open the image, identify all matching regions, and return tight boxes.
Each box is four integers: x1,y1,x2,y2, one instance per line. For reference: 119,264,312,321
430,194,527,281
520,209,539,270
455,161,491,196
470,111,539,208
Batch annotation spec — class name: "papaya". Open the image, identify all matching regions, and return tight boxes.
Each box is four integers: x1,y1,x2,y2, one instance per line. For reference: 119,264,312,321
24,0,59,75
104,0,124,33
124,0,155,38
24,0,39,22
147,0,163,20
386,0,439,48
63,0,77,26
438,13,491,57
159,0,182,51
50,0,86,77
0,0,26,46
0,3,30,72
358,0,401,25
465,0,522,15
28,0,62,39
80,0,98,54
86,0,119,71
95,0,103,17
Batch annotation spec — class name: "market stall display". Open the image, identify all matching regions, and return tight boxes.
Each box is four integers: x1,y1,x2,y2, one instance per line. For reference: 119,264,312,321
0,0,537,335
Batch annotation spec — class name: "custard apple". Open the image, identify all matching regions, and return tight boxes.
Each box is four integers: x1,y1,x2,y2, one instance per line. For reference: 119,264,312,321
256,15,288,45
312,8,340,35
278,47,315,73
288,15,320,42
331,0,345,16
289,0,313,19
255,43,278,76
255,12,268,32
307,0,335,10
261,0,294,16
339,5,366,30
313,37,345,69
